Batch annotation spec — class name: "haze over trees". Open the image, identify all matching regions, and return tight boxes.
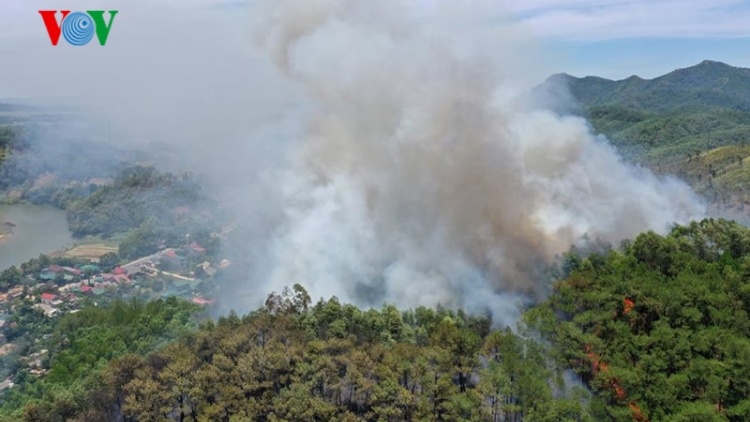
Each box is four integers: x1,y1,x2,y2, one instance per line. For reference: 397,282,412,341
2,61,750,421
539,60,750,208
9,215,750,422
528,219,750,422
3,286,595,422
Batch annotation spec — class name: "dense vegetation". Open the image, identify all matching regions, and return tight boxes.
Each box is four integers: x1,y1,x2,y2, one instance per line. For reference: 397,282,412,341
14,219,749,422
528,219,750,422
0,298,200,420
541,60,750,207
3,63,750,422
66,166,205,238
6,285,594,422
556,60,750,112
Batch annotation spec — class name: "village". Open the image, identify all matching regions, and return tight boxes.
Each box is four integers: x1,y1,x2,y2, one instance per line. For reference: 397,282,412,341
0,241,230,390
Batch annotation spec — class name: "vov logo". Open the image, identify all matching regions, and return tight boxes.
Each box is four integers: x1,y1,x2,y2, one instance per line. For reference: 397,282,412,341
39,11,118,46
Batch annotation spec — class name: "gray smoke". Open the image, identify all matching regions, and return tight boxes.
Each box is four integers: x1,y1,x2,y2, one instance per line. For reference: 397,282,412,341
229,0,704,324
0,0,706,325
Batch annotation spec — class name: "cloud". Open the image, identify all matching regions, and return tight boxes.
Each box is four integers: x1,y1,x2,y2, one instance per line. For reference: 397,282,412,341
505,0,750,41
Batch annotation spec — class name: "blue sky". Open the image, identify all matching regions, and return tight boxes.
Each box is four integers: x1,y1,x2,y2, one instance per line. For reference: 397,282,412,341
549,37,750,80
0,0,748,98
506,0,750,79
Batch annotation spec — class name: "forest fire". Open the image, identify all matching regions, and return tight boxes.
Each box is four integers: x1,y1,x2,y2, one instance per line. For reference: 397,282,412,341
583,296,648,421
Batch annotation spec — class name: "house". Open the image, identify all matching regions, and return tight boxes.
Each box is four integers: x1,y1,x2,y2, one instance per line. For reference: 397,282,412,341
41,293,56,305
103,273,129,284
172,279,191,293
0,320,5,330
186,242,207,256
163,249,178,258
62,267,82,277
0,294,8,303
46,265,64,273
160,249,186,270
34,303,59,317
7,287,24,299
59,282,81,294
192,297,216,306
39,270,57,281
197,261,217,277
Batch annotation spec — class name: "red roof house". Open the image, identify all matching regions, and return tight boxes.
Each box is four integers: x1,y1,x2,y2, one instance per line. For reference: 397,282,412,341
41,293,57,304
188,243,206,253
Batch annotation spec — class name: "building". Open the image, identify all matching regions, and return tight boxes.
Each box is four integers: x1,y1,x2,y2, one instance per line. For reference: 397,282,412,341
62,267,83,277
46,265,64,273
192,297,216,306
41,293,56,305
160,249,186,270
197,261,217,277
7,287,24,300
39,270,57,281
34,303,59,318
78,264,100,273
186,242,207,257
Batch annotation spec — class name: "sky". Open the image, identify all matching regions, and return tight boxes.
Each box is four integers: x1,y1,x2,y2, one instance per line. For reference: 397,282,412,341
0,0,749,99
510,0,750,79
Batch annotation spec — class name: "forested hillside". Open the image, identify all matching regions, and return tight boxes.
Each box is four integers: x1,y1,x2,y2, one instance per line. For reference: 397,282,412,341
66,166,205,237
541,61,750,208
16,218,750,422
528,219,750,422
554,60,750,112
8,286,595,422
0,298,200,421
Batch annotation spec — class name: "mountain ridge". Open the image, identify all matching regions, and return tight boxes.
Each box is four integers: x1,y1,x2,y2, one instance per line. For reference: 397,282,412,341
540,60,750,209
544,60,750,111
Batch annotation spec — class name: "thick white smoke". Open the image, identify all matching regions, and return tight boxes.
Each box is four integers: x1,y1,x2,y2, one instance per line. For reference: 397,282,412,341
234,0,705,324
0,0,705,325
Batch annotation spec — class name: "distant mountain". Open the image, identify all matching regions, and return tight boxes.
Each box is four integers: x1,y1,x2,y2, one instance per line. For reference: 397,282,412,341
539,61,750,209
548,60,750,111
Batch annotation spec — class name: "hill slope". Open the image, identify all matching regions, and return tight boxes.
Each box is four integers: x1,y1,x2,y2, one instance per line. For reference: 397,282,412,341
554,60,750,112
540,61,750,208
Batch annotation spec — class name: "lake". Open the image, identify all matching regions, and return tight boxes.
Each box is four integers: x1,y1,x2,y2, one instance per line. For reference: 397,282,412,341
0,204,73,271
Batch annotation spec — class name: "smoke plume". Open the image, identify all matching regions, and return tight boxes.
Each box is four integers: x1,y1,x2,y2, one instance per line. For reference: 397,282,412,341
0,0,706,325
225,0,705,324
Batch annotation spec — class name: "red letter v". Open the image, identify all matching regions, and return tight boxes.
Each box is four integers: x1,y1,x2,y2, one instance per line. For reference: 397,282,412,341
39,11,70,46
